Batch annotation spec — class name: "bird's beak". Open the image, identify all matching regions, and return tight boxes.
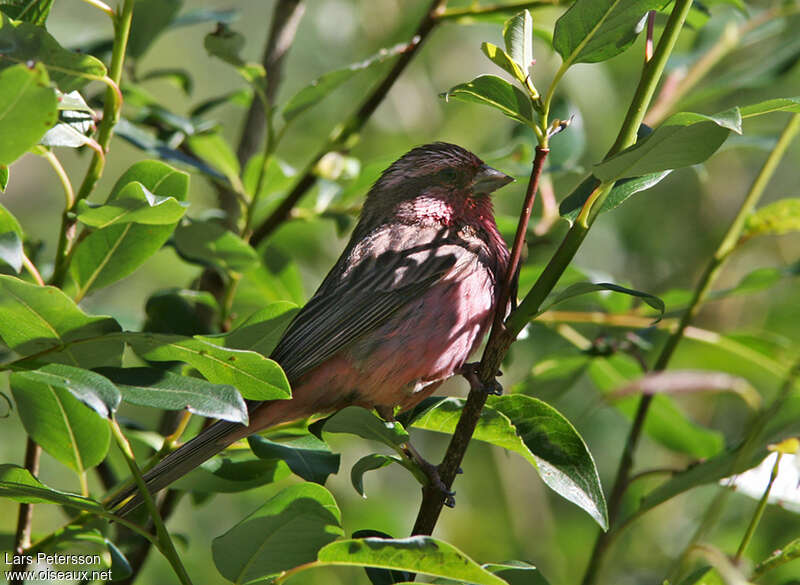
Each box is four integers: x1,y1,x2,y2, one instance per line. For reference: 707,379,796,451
472,164,515,195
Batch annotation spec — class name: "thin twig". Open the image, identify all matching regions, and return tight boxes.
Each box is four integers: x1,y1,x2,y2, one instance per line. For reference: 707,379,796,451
10,439,41,583
734,453,781,562
437,0,557,20
249,0,447,246
411,146,549,536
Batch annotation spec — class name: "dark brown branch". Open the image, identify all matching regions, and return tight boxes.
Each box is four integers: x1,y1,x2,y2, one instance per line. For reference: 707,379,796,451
249,0,447,247
10,439,42,583
412,146,550,537
214,0,306,228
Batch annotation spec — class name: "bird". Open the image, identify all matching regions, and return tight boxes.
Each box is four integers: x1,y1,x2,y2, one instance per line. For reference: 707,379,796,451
111,142,513,513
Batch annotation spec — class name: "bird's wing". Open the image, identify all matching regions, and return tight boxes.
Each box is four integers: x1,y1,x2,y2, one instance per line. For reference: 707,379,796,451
271,226,467,381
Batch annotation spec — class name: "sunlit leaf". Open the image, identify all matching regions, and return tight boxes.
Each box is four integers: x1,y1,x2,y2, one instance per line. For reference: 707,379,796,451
442,75,535,126
743,198,800,239
0,63,57,165
12,363,121,417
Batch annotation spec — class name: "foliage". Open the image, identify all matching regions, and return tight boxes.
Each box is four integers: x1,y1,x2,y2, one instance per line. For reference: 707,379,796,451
1,1,799,584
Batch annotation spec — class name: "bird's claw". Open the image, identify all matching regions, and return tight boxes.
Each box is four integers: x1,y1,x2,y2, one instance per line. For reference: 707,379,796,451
457,362,503,396
403,443,457,508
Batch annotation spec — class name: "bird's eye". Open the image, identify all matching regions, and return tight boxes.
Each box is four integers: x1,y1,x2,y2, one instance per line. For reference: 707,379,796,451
439,168,457,182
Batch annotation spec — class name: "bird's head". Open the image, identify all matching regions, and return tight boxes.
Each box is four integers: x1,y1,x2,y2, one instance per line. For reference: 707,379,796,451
361,142,514,227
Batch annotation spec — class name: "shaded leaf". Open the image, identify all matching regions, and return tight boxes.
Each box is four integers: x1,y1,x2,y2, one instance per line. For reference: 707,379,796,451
0,63,57,165
13,363,120,417
743,198,800,239
10,376,111,472
443,75,534,126
283,41,411,122
0,14,107,91
124,332,290,401
139,67,194,94
127,0,182,58
350,453,402,498
203,301,299,356
0,0,54,24
96,366,248,424
317,537,507,585
0,274,123,367
211,483,343,584
204,23,246,66
249,435,340,485
187,131,241,188
322,406,409,447
173,452,291,493
144,288,219,336
611,370,761,409
559,172,671,222
553,0,669,65
174,219,258,273
740,97,800,118
594,109,742,181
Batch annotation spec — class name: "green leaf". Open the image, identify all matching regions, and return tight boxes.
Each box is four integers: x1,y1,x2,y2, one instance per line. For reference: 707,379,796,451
70,162,189,298
76,181,187,228
283,41,411,122
204,23,246,66
0,202,21,234
139,67,194,94
242,154,296,201
127,0,182,58
755,535,800,577
211,483,343,584
0,231,22,272
588,354,725,458
124,332,291,401
322,406,410,447
0,274,123,367
12,363,121,417
317,537,507,585
0,164,8,190
443,75,534,126
559,171,671,222
186,131,242,189
743,198,800,239
481,42,527,84
203,301,299,356
10,376,111,472
238,246,305,306
0,464,103,510
0,0,54,24
539,281,665,319
174,219,259,273
740,97,800,118
144,288,219,336
503,10,534,72
553,0,669,66
0,63,57,165
595,109,742,181
96,366,248,424
109,160,190,202
350,453,402,498
411,396,608,529
0,14,107,91
248,435,340,485
173,451,290,493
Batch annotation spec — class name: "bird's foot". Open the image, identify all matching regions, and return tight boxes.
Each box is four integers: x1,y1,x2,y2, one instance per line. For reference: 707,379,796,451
457,362,503,396
403,442,456,508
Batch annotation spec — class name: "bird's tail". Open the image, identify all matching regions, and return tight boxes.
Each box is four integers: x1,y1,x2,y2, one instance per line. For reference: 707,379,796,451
108,418,248,516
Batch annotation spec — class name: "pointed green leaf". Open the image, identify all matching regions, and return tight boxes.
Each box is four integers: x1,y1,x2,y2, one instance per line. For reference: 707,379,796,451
481,42,526,83
249,435,340,485
13,363,121,417
212,483,343,584
0,63,58,165
322,406,409,447
109,160,190,202
283,41,411,122
10,376,111,471
174,219,259,273
0,274,123,367
317,537,507,585
350,453,402,498
740,97,800,118
553,0,669,66
443,74,534,126
503,9,533,71
539,281,664,319
0,14,107,91
76,181,187,228
594,109,742,181
559,171,671,222
187,131,241,188
124,332,291,401
0,464,103,510
202,301,299,356
96,366,248,424
173,452,290,494
0,0,55,25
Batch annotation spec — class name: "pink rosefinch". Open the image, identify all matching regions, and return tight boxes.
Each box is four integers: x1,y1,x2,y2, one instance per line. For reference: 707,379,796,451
113,142,512,511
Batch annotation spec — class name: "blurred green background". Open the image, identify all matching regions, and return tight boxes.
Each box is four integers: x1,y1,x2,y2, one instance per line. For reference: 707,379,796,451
2,1,800,583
